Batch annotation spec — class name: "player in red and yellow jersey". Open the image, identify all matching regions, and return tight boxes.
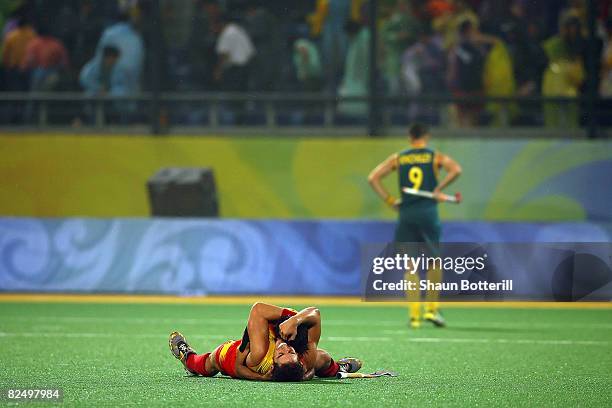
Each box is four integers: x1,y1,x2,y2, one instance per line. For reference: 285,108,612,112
242,302,360,380
169,303,362,381
168,332,282,381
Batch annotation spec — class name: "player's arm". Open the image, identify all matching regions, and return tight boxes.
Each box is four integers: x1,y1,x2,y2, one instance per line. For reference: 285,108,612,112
245,302,286,367
303,368,315,381
234,346,272,381
278,306,321,345
433,152,462,200
278,307,321,375
368,153,400,209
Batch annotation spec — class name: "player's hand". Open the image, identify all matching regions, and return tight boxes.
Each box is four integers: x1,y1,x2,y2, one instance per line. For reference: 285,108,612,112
279,318,298,341
385,196,400,211
432,188,445,203
262,370,273,381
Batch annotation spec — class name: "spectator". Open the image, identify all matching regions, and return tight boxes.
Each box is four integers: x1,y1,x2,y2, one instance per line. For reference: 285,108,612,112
70,1,104,82
80,46,127,96
1,13,34,123
1,14,35,91
482,33,514,126
213,14,255,92
446,19,491,126
381,0,421,95
245,2,283,91
501,3,547,96
187,0,221,90
503,17,548,125
433,0,479,49
293,25,323,92
337,19,369,118
79,46,132,123
21,24,69,91
1,2,28,39
213,14,255,123
401,23,447,123
542,15,585,128
95,11,144,95
320,0,352,91
19,22,69,123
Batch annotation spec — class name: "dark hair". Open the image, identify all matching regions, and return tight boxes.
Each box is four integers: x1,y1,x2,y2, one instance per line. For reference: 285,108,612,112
409,123,429,139
116,11,130,22
103,46,120,58
271,362,305,382
458,20,473,35
16,15,30,27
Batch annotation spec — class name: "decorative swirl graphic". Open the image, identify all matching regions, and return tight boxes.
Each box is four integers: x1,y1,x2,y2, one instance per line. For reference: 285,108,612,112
126,220,275,294
196,221,275,293
2,218,610,295
0,218,120,290
0,219,50,288
485,141,612,221
52,219,120,290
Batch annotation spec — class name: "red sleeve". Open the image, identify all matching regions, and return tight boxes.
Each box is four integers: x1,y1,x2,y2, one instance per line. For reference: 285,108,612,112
281,308,297,318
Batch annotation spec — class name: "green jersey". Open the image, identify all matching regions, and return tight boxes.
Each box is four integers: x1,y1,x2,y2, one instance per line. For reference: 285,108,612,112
394,145,441,247
397,146,439,210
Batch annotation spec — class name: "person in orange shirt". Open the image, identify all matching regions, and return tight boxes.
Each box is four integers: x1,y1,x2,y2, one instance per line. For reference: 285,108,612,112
21,24,69,91
2,15,36,91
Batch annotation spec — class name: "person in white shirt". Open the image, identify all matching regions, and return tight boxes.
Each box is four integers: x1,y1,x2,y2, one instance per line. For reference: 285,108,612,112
213,15,255,92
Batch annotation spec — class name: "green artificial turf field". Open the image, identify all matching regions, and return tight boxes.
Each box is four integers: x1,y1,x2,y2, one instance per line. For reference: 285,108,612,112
1,301,611,407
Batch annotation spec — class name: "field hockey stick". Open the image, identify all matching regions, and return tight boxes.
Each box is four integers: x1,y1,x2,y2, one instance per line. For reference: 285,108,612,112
402,187,462,204
336,370,398,379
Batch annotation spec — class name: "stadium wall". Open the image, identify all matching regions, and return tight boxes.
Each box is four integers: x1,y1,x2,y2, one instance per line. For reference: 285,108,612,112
1,217,610,295
0,135,610,221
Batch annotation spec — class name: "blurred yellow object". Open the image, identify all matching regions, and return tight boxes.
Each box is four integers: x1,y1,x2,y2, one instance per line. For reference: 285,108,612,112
483,40,517,125
543,61,584,97
541,33,585,127
542,60,584,127
307,0,329,37
307,0,364,37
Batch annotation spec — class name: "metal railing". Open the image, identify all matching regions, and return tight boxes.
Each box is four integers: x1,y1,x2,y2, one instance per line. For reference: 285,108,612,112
0,92,609,137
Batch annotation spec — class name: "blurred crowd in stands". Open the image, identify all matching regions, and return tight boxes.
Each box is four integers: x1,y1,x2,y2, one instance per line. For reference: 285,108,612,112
1,0,612,127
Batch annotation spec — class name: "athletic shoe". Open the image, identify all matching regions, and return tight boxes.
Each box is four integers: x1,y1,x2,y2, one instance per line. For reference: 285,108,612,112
337,357,362,373
424,311,446,327
409,318,421,329
169,331,198,375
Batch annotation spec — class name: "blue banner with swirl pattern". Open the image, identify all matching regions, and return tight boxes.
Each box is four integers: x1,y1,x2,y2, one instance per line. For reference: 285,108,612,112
1,218,610,295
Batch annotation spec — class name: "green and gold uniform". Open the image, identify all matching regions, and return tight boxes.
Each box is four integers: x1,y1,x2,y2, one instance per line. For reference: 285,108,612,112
395,146,440,251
